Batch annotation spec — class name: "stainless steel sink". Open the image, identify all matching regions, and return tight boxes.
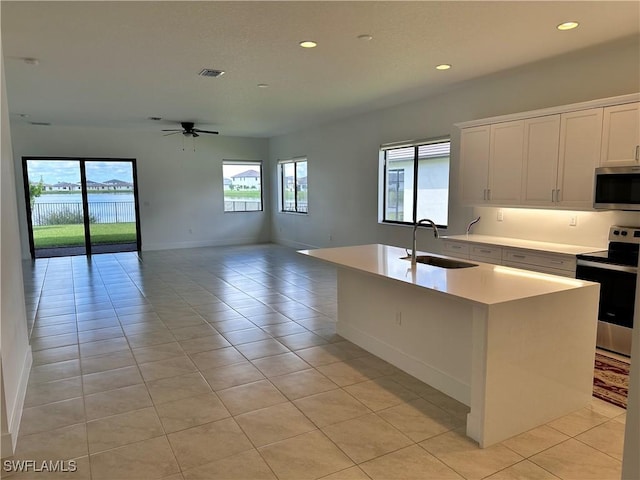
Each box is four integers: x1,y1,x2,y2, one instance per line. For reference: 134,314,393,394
401,255,478,269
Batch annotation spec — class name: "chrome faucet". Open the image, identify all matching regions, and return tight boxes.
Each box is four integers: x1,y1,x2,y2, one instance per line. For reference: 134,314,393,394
411,218,439,265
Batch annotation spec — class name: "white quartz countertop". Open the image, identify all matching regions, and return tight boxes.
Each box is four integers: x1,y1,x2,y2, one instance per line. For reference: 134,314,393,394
299,244,597,306
441,234,602,255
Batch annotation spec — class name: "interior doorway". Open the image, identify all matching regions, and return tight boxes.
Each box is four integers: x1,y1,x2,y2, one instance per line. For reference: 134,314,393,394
22,157,141,258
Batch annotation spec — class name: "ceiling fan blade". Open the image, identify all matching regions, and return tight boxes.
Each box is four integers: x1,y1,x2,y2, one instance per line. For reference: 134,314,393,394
162,129,181,132
192,132,200,138
163,131,180,136
193,129,219,135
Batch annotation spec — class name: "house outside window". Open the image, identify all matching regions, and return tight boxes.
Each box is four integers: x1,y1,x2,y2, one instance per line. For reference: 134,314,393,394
278,158,307,214
223,160,263,212
380,139,450,227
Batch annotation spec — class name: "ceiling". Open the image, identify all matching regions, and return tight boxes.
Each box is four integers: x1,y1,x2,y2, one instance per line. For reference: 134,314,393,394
2,1,639,137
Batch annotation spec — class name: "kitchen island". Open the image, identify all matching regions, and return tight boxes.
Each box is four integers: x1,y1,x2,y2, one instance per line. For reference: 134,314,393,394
299,244,600,447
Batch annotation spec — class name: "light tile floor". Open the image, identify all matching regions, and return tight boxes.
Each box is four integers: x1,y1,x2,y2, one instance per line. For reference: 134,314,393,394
6,244,626,479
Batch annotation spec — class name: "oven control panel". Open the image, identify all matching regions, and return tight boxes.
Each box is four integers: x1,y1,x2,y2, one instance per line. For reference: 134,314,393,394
609,226,640,244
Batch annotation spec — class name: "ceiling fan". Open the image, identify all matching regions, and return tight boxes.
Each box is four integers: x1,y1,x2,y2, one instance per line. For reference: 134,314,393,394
162,122,218,137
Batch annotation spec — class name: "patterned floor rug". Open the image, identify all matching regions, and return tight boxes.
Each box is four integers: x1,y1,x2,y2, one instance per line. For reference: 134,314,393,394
593,353,630,409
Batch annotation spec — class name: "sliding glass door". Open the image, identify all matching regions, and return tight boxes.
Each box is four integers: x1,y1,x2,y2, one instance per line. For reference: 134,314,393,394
25,159,87,256
23,157,141,258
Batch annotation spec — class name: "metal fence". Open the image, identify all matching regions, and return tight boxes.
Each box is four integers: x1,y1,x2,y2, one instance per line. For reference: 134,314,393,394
32,202,136,226
282,201,308,213
224,201,262,212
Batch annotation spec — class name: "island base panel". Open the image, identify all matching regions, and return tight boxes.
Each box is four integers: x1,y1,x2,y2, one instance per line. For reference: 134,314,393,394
336,268,599,448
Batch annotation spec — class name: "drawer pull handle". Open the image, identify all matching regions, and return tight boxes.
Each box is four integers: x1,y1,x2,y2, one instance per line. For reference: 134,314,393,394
479,249,491,254
512,254,526,259
451,245,462,249
550,260,563,264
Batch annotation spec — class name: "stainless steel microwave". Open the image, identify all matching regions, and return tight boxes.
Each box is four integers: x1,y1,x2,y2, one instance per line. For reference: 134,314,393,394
594,166,640,211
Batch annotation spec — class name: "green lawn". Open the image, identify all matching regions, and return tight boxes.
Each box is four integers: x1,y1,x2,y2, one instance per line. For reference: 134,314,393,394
33,223,136,248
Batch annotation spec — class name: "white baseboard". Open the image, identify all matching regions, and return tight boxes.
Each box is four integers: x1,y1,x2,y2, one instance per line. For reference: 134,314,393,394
5,347,32,455
142,236,267,251
274,238,321,250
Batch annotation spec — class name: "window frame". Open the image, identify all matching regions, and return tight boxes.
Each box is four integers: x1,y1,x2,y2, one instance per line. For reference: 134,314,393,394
278,157,308,214
222,160,264,213
380,138,450,228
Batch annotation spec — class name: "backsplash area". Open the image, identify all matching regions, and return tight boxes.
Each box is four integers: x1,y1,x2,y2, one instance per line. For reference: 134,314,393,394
471,207,639,248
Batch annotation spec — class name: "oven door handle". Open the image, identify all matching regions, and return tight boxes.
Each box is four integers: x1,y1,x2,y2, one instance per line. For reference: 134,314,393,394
576,259,638,273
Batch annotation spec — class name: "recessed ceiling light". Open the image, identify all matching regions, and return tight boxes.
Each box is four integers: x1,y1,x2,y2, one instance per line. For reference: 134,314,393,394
435,64,452,70
148,116,163,121
357,34,373,41
257,83,269,88
30,121,51,126
22,57,39,66
299,40,317,48
557,21,579,31
18,113,30,118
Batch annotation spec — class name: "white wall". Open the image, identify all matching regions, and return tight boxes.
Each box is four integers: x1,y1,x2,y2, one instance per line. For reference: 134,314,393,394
10,126,270,256
1,43,32,456
268,35,640,253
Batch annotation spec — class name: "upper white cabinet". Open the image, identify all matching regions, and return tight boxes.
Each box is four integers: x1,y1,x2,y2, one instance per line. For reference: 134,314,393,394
488,121,524,204
457,93,639,209
556,108,603,209
460,121,523,205
460,125,490,205
600,102,640,166
521,115,561,206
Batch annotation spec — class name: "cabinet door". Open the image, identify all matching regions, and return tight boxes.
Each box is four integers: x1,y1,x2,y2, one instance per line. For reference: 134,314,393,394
521,115,561,206
488,120,524,204
460,125,490,205
601,102,640,166
557,108,603,209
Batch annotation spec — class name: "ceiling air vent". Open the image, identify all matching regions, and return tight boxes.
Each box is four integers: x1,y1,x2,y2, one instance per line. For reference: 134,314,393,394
199,69,225,78
30,121,51,126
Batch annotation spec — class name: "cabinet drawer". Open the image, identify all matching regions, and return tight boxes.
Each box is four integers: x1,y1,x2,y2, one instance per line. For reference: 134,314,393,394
469,245,502,262
502,249,576,273
442,241,470,258
502,261,575,278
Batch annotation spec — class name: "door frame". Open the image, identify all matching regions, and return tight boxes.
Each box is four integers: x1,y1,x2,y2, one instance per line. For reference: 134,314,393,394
21,156,142,259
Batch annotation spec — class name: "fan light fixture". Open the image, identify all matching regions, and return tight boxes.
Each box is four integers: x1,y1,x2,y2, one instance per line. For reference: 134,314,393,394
435,64,452,70
299,41,317,48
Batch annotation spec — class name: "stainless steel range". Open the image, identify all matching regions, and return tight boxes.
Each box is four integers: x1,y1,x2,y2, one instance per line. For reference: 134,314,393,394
576,225,639,356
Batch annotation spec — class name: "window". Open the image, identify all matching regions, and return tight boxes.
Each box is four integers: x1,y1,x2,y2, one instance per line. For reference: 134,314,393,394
223,160,263,212
278,158,308,213
381,139,450,227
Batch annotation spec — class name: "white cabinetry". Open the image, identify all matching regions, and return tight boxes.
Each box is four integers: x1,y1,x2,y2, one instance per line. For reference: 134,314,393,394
441,240,577,277
502,248,576,277
600,102,640,166
488,121,524,204
521,115,561,206
469,244,502,263
460,126,490,205
460,121,523,206
556,108,603,209
458,94,639,209
522,109,602,209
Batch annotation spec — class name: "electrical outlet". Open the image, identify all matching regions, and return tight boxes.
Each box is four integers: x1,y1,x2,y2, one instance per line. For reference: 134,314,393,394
497,209,504,222
569,215,578,227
